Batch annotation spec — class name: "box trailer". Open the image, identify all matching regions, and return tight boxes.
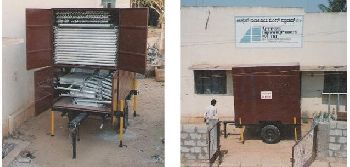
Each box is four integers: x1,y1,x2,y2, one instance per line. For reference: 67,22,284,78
25,8,148,158
232,64,301,144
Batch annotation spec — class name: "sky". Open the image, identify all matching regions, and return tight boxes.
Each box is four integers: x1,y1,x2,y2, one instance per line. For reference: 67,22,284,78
181,0,330,13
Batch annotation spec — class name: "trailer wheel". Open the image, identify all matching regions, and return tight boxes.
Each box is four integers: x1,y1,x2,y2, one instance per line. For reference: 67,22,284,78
261,125,280,144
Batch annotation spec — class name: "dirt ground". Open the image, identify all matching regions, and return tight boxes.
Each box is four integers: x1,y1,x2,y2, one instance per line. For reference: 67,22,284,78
5,78,164,167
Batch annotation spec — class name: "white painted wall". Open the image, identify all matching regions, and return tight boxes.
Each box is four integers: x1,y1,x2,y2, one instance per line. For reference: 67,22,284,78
181,7,347,117
182,71,234,118
301,71,347,117
2,0,130,134
116,0,131,8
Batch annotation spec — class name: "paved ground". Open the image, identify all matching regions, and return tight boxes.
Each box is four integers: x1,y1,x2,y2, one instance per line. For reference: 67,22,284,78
310,159,347,167
182,118,314,167
219,128,295,167
4,78,164,167
218,121,347,167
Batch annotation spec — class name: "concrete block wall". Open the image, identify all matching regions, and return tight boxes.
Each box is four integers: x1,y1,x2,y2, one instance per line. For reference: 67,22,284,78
317,121,347,160
328,121,347,158
181,124,209,163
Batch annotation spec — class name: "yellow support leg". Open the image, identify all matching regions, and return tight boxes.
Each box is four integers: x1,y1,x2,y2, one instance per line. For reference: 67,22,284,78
239,117,244,143
112,97,118,127
241,126,245,144
133,79,138,117
294,117,298,141
119,100,124,147
50,110,55,136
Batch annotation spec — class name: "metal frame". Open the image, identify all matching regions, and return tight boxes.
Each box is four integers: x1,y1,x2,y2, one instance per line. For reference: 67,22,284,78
322,92,347,113
223,121,235,138
208,121,221,165
51,108,111,159
68,112,89,159
291,125,318,167
50,88,138,159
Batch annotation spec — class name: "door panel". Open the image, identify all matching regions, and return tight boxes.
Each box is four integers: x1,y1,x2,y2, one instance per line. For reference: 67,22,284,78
34,67,54,115
232,66,301,125
118,70,135,101
26,9,53,70
118,8,148,74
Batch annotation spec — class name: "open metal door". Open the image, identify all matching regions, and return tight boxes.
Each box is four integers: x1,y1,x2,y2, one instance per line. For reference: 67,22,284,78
34,67,54,115
26,9,53,70
26,8,54,115
118,8,148,74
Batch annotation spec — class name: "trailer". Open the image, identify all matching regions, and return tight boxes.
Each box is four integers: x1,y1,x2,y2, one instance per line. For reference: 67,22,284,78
232,63,301,144
25,8,148,158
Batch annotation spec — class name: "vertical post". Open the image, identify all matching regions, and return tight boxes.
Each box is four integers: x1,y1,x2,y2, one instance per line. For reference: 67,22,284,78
119,100,124,147
113,97,118,127
77,127,80,141
346,94,347,111
133,79,138,117
224,122,227,138
72,130,76,159
291,146,295,166
51,110,55,136
217,122,222,163
239,117,244,142
294,117,297,141
208,129,211,161
312,125,318,161
239,118,242,140
336,94,340,112
241,127,245,144
328,94,331,113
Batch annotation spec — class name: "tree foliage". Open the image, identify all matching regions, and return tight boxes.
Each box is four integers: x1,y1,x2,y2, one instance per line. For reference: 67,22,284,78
319,0,347,12
131,0,164,26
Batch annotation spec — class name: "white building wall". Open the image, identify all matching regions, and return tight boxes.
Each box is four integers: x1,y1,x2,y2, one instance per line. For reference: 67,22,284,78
2,0,130,135
181,7,346,118
116,0,131,8
301,72,347,117
182,71,234,118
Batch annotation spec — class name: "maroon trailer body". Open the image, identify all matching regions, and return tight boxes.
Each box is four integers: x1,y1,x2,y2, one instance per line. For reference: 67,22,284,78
232,64,301,143
26,8,148,158
26,8,148,115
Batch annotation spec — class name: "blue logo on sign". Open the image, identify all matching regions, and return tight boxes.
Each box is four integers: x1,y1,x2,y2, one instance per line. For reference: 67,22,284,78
240,26,262,43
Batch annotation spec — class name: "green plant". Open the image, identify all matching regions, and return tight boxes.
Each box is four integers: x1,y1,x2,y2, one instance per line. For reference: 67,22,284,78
312,111,336,127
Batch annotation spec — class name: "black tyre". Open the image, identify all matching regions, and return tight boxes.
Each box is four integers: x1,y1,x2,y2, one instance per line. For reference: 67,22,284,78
261,125,280,144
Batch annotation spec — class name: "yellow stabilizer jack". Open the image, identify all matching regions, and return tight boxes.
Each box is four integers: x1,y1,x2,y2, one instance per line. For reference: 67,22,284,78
112,97,118,127
50,110,55,136
239,117,245,143
119,100,124,147
294,117,298,141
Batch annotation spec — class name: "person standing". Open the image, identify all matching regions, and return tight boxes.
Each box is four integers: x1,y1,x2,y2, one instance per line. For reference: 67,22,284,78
204,99,218,126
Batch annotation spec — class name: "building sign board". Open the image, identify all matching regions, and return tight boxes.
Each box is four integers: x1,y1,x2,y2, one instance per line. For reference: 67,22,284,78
235,16,303,47
261,91,272,99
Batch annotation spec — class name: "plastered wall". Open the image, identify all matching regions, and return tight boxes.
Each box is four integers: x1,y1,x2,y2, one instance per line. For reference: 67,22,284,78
181,7,346,117
301,72,347,117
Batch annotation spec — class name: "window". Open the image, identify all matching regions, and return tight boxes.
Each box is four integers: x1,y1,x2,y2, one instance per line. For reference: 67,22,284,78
323,71,347,93
194,70,227,94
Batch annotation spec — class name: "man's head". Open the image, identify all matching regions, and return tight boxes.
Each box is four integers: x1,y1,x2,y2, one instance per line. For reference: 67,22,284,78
211,99,217,106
